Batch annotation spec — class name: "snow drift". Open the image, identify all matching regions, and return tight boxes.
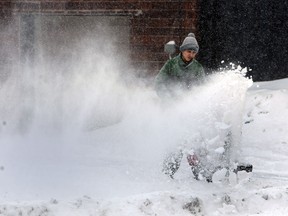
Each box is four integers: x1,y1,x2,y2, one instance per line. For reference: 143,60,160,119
0,29,288,215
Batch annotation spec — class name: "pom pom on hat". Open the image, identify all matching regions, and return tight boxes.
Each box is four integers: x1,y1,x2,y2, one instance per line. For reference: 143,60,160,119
179,33,199,53
187,33,195,37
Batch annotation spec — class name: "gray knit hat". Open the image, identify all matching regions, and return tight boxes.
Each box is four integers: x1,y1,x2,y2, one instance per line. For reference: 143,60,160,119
179,33,199,53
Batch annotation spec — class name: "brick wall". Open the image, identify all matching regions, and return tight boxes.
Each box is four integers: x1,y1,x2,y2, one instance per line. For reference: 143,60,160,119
0,0,199,76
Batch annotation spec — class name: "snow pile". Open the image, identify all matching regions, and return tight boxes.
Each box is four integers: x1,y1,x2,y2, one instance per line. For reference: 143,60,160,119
242,79,288,178
1,64,288,215
0,28,288,214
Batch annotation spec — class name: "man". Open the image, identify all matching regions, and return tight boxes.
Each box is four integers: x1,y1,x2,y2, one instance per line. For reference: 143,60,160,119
155,33,205,98
155,33,207,179
155,34,253,181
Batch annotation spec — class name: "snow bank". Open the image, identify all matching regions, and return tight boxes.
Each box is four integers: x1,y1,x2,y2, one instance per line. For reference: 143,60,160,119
0,27,288,214
1,69,288,215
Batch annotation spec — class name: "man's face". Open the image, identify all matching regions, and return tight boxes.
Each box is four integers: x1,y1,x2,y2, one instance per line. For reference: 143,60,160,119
182,50,197,62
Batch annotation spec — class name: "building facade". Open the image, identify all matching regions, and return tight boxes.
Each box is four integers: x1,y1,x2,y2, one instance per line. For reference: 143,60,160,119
0,0,199,79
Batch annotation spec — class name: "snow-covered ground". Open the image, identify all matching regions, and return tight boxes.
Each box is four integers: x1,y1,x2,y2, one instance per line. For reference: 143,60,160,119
0,63,288,215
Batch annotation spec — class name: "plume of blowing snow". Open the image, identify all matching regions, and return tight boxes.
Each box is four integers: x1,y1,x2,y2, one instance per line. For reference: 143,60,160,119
0,44,252,200
0,27,257,216
1,18,288,216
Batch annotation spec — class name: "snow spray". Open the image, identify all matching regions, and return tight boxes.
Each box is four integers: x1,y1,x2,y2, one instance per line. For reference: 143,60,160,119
0,18,252,199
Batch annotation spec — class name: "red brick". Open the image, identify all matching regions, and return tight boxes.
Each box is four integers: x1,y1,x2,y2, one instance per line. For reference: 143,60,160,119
40,2,64,10
13,2,40,11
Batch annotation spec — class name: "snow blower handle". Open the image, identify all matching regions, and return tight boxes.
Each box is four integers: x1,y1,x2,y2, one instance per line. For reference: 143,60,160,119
234,163,253,173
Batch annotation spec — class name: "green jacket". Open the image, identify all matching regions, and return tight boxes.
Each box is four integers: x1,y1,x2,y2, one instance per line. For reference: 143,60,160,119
155,54,205,97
